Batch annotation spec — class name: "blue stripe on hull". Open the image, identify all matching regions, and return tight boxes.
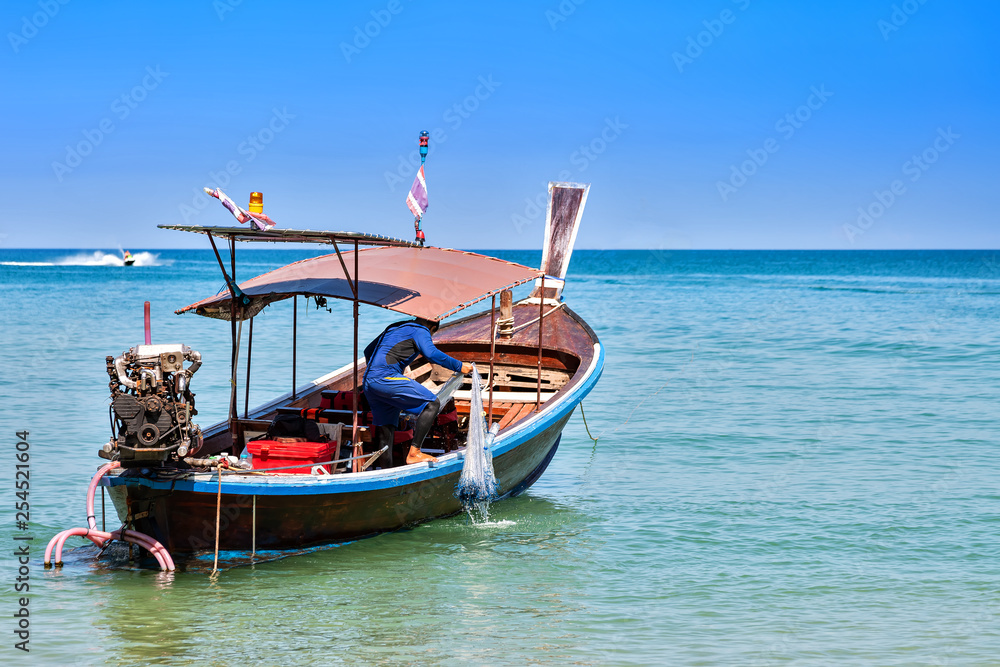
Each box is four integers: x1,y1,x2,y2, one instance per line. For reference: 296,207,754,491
105,342,603,499
102,343,603,552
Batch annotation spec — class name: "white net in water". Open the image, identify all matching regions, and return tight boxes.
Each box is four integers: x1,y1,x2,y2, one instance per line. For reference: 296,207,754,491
457,363,499,507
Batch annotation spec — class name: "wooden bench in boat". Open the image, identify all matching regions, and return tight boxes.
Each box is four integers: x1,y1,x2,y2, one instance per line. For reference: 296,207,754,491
495,402,539,430
450,389,554,403
452,395,547,431
410,361,571,392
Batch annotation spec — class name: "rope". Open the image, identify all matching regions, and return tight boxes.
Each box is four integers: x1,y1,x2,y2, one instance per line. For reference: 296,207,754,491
212,462,222,576
511,302,564,333
579,353,696,479
199,448,388,476
580,402,599,444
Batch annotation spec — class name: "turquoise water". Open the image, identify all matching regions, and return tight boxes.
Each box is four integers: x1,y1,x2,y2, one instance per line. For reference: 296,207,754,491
2,248,999,665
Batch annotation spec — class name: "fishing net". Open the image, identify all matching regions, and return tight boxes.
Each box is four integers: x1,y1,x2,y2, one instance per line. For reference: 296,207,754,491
457,363,499,510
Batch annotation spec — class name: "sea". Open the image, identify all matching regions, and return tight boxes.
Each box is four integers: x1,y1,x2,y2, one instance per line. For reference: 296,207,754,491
1,248,998,665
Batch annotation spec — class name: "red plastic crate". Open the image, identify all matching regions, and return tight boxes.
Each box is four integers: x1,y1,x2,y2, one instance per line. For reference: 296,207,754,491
247,439,337,474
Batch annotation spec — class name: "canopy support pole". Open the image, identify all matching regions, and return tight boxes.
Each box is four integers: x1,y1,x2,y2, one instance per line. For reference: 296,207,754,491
331,242,361,473
488,294,496,425
207,232,243,442
292,297,297,399
352,240,361,473
228,238,239,427
536,274,545,412
244,316,253,419
332,243,358,296
207,233,234,290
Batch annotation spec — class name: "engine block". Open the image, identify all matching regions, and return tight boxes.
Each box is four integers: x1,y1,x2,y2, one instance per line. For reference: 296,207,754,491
102,343,203,466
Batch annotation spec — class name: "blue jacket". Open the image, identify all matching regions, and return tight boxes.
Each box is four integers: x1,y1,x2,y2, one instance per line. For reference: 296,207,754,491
363,322,462,383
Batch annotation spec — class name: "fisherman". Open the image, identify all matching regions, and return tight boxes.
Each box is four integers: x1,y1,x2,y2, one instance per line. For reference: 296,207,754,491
362,318,472,468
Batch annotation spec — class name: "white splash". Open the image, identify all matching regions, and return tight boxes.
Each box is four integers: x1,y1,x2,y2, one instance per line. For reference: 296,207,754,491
3,251,168,267
60,251,168,266
475,519,516,528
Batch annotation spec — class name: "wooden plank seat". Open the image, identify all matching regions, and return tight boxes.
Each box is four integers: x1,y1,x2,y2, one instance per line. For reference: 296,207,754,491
454,401,513,418
451,389,555,403
453,401,537,430
496,402,538,430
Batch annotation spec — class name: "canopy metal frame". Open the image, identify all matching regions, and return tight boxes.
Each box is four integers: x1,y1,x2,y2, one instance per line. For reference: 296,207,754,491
164,223,547,464
178,225,411,455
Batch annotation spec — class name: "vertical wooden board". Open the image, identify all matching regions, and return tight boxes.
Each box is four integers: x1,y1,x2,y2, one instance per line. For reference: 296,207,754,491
540,182,590,280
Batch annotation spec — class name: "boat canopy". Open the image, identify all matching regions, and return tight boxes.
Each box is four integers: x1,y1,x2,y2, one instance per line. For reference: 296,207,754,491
177,246,541,322
158,224,421,248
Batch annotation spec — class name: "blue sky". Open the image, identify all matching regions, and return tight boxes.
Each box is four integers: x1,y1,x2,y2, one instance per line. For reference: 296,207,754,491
1,0,996,249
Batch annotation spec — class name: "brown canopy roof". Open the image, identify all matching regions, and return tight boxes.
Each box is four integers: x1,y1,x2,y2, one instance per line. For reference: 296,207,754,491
178,246,541,322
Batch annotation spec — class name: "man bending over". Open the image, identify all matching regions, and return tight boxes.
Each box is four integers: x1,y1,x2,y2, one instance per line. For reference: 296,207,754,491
362,318,472,467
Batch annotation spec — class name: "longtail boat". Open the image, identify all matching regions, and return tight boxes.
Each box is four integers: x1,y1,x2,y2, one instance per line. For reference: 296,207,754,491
45,181,603,570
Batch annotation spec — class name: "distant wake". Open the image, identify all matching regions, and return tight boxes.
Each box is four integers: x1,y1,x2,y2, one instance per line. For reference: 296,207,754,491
1,251,168,267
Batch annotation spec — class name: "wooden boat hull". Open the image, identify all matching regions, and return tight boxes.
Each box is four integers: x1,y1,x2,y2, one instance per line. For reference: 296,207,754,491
109,415,572,553
104,306,602,555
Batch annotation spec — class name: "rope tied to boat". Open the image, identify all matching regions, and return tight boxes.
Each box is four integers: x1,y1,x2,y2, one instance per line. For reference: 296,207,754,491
580,402,599,444
511,302,564,334
212,461,223,576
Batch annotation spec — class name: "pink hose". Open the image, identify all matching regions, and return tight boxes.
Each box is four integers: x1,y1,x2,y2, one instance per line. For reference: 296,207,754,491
87,462,120,530
44,461,176,571
117,530,175,571
46,527,171,571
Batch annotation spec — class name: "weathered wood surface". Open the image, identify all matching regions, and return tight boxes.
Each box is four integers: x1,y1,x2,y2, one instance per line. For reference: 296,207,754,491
201,303,595,454
123,413,572,553
114,300,599,555
542,185,584,279
499,289,514,337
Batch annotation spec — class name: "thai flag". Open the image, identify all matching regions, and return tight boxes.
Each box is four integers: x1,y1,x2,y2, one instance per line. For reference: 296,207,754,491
406,165,428,220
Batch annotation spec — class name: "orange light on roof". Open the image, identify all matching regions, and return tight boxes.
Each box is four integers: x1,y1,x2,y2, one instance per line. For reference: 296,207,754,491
249,192,263,213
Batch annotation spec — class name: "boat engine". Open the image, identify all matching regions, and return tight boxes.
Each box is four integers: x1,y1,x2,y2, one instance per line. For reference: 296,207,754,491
101,344,203,466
